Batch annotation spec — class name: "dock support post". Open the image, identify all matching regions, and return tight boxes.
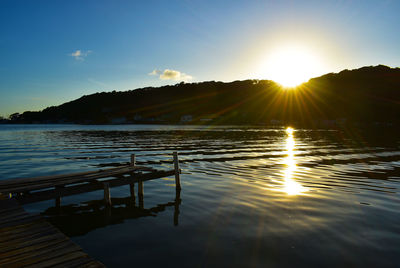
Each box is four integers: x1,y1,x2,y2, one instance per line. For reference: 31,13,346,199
130,154,136,166
173,151,181,189
103,182,111,206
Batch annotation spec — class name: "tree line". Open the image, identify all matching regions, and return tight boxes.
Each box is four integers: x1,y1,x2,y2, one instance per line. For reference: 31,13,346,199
4,65,400,127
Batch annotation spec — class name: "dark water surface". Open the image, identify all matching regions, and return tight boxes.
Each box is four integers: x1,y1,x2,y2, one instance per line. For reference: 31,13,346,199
0,124,399,267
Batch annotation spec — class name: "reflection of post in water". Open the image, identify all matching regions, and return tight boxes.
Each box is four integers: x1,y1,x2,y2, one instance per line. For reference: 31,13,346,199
283,127,306,195
55,185,64,210
174,188,181,226
105,203,112,218
129,154,137,206
138,185,144,209
44,194,182,237
129,181,136,206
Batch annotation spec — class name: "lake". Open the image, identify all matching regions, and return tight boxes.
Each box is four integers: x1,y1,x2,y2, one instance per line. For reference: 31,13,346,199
0,124,399,267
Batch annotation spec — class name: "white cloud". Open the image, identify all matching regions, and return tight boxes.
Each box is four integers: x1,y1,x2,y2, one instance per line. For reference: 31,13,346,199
160,69,181,80
148,69,161,75
69,49,92,61
149,68,192,81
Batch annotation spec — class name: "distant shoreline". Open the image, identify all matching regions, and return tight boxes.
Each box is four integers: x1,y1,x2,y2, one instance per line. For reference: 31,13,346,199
0,121,398,130
3,65,399,128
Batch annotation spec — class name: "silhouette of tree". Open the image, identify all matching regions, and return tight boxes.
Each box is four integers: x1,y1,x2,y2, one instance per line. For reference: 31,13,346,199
7,65,400,127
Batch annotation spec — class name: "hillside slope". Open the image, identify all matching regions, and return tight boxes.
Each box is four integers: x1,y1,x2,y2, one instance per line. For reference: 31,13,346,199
12,65,400,126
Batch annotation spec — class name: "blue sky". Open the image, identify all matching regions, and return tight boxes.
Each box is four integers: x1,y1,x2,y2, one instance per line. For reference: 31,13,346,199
0,0,399,116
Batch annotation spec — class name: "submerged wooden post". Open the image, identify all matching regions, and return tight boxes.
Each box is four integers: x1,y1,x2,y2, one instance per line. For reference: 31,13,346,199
103,182,111,206
173,151,181,189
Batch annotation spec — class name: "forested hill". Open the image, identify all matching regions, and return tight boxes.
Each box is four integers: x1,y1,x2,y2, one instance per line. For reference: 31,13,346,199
8,65,400,127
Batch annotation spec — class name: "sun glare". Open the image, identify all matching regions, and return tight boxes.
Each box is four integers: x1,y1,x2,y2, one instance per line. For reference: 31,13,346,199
282,127,307,195
258,45,324,87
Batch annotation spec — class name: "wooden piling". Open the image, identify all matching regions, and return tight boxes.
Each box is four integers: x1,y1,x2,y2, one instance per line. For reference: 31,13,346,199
173,151,181,189
103,182,111,206
130,154,136,166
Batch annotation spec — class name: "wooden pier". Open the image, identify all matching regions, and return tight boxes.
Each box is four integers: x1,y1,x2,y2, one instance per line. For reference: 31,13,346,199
0,196,105,267
0,152,182,267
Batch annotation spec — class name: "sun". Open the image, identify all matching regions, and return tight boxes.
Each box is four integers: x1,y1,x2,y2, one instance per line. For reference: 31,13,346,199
257,44,324,87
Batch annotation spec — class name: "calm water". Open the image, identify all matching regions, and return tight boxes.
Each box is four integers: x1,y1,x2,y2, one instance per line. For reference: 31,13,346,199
0,124,399,267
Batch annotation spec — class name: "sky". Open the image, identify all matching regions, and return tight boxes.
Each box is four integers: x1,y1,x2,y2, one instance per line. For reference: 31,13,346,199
0,0,399,116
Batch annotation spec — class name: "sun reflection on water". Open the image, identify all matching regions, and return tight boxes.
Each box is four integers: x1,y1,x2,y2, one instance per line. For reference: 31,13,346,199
282,127,307,195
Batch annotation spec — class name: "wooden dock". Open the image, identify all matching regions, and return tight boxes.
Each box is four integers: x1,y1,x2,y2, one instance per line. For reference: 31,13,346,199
0,152,181,206
0,196,105,267
0,152,182,267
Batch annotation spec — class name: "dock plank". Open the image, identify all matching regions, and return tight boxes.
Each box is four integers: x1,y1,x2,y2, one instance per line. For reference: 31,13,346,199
52,258,99,268
0,223,58,242
3,244,86,267
0,231,67,254
24,251,91,268
0,214,43,228
0,240,82,266
0,198,105,267
0,209,28,221
0,166,141,194
0,219,47,236
0,237,69,260
0,227,60,247
0,165,152,188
